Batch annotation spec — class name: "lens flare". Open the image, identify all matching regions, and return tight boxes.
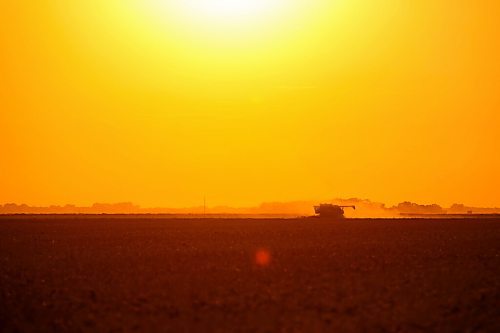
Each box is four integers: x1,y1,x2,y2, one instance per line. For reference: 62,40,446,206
255,249,271,267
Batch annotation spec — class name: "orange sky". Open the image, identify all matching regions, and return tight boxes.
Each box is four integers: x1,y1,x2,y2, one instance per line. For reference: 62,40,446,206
1,1,499,208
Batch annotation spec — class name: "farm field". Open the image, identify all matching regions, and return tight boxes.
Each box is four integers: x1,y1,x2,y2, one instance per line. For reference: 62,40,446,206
1,216,499,332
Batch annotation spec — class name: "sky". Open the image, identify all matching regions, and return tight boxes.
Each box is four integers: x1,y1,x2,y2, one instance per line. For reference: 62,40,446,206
1,0,499,208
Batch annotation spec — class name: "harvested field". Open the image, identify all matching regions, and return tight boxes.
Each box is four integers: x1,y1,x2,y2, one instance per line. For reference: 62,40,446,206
1,216,499,332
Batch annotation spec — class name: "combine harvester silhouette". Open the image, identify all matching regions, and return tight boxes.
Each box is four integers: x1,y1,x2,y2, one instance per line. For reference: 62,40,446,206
313,204,356,220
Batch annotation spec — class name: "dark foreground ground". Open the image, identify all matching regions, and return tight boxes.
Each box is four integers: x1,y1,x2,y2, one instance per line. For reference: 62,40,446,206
1,217,499,332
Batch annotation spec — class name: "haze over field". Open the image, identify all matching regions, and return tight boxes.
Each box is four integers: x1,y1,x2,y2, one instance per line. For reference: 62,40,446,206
2,199,499,217
1,1,499,208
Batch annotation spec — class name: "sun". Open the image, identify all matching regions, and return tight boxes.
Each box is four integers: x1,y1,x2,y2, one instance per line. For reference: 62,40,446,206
145,0,285,27
183,0,278,21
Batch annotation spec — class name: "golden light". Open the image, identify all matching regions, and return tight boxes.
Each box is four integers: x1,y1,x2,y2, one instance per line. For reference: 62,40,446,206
4,1,499,209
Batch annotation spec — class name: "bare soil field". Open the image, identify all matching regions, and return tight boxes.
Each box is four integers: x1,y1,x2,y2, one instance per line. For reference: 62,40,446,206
1,216,499,332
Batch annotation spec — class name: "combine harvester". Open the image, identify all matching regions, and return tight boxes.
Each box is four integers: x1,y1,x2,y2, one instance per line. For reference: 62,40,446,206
313,204,356,220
